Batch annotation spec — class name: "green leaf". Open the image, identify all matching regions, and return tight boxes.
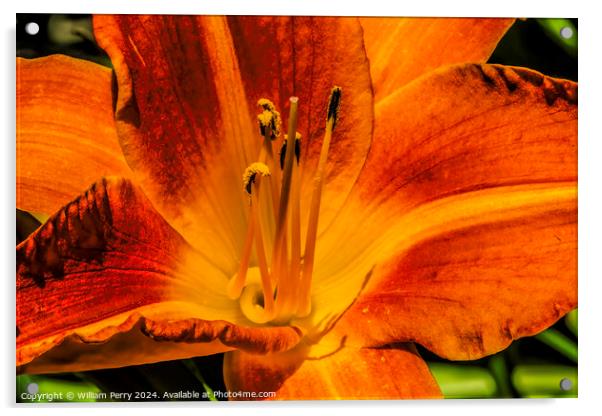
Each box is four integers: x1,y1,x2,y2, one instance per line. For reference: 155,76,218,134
512,365,577,397
17,374,103,403
565,309,578,336
48,15,94,44
427,363,497,399
535,328,578,363
536,19,577,57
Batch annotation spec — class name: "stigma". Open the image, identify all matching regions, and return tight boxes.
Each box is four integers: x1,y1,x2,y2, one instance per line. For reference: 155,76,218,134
227,88,342,324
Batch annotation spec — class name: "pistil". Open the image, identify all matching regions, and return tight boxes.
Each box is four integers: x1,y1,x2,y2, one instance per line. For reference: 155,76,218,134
271,97,299,289
274,133,302,320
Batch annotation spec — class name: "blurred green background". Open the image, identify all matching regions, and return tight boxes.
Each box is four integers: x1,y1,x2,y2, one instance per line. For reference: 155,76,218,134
16,15,577,402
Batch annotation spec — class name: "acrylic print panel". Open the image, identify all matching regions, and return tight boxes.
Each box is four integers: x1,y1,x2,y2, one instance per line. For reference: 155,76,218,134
16,14,577,402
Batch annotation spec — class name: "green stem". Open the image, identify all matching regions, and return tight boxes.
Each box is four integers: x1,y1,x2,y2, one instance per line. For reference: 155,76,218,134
182,360,217,401
428,363,497,399
512,365,577,397
488,354,512,397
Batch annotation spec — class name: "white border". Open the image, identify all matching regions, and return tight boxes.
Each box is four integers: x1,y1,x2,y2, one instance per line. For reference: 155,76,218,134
6,0,582,17
3,1,601,415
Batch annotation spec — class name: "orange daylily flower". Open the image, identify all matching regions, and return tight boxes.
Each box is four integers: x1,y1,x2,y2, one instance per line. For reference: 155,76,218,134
16,16,577,400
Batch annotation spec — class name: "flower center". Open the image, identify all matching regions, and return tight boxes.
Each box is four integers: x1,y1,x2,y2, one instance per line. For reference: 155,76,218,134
227,87,342,324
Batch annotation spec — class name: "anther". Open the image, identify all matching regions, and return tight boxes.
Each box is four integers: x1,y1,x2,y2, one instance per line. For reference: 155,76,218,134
257,110,274,138
327,86,342,131
243,162,271,195
257,99,281,139
279,132,302,169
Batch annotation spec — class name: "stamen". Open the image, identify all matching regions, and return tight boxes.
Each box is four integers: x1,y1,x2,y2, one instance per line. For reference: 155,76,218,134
249,175,275,321
231,90,342,323
298,87,342,317
241,163,275,322
228,163,273,317
256,101,282,220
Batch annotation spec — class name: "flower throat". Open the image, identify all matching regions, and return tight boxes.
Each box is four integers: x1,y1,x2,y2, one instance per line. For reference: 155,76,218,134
227,87,342,324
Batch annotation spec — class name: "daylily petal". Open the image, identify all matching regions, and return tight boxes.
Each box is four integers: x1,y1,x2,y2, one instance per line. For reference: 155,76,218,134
93,15,373,263
332,202,576,360
361,17,514,102
224,343,441,400
17,177,301,373
357,64,577,216
93,15,252,271
297,64,576,339
16,55,131,215
20,305,230,374
227,16,373,232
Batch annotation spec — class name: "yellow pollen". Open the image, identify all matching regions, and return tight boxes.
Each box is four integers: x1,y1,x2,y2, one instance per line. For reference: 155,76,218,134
257,110,273,129
257,98,276,111
285,132,303,140
242,162,271,195
257,98,281,139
